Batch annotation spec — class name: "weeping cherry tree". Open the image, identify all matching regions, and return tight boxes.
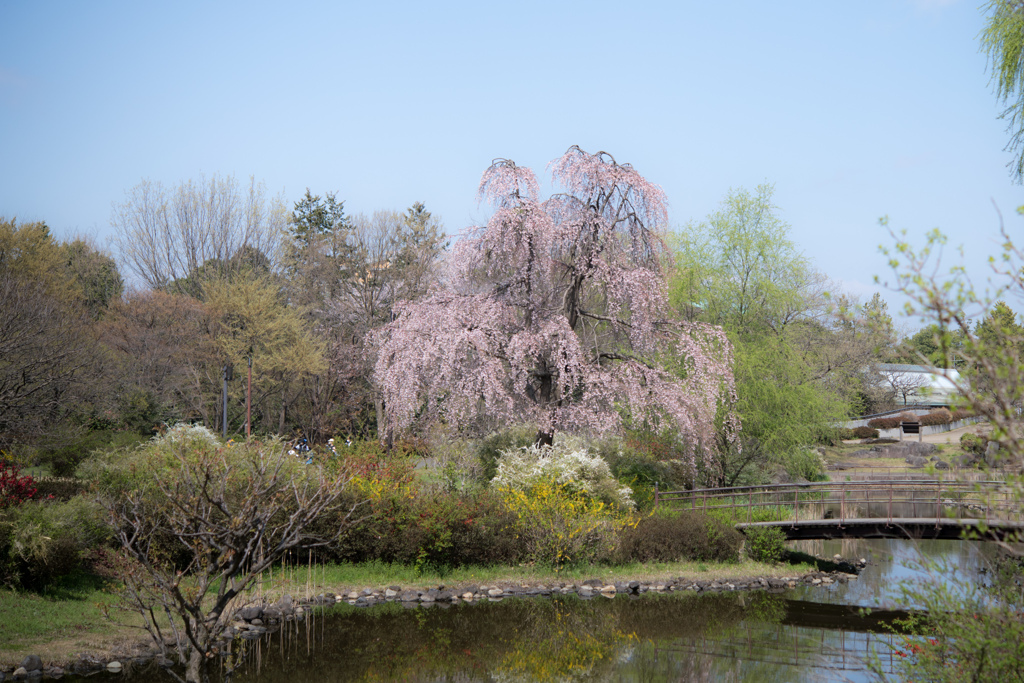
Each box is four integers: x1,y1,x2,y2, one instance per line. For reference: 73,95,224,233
373,146,739,472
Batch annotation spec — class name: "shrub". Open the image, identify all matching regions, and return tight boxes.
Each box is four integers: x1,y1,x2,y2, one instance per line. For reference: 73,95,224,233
43,429,145,477
781,450,828,483
475,426,536,482
744,526,787,564
492,438,634,509
327,488,523,570
617,510,742,563
0,462,37,509
835,428,856,441
852,426,880,439
960,432,989,456
1,495,112,588
33,477,88,501
152,422,221,447
950,408,976,422
919,408,953,426
499,481,618,568
867,412,921,430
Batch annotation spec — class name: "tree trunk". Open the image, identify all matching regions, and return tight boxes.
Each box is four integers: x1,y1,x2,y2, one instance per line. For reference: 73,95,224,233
186,649,203,683
534,362,554,447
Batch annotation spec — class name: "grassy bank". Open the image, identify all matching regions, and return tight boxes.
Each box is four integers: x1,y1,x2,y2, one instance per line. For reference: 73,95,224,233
0,557,814,668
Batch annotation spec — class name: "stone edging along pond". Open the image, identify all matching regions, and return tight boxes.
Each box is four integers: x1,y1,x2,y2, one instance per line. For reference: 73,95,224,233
0,564,864,680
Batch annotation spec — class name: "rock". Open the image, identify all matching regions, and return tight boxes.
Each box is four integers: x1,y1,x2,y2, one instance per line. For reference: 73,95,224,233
237,605,263,621
905,456,928,467
347,591,359,599
106,661,123,672
986,440,1000,466
487,587,504,597
12,669,27,680
262,606,281,620
384,588,399,599
420,593,435,603
601,584,616,593
628,580,640,590
72,657,104,675
935,460,951,470
19,657,41,673
250,618,264,626
462,592,474,600
399,590,420,602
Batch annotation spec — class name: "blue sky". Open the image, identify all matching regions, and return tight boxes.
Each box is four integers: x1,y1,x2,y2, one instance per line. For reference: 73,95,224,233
1,0,1019,328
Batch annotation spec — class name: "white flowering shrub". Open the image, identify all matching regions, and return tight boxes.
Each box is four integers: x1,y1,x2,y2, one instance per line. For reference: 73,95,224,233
492,437,635,509
151,423,221,448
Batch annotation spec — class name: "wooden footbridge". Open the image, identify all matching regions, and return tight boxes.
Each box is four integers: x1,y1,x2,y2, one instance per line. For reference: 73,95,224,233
654,480,1024,541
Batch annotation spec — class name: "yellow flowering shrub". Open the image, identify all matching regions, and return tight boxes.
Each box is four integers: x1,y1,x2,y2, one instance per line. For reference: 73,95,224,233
499,480,620,568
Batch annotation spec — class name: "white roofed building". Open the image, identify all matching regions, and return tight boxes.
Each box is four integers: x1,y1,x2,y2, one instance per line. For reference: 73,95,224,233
874,363,962,407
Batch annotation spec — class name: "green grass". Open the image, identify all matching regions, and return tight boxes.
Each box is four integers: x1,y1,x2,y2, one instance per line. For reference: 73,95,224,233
0,572,148,666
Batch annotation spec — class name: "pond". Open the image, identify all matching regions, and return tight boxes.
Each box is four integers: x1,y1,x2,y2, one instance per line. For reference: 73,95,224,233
66,538,995,683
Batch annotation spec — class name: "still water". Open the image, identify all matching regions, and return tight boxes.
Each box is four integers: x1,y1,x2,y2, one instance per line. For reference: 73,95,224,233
80,539,995,682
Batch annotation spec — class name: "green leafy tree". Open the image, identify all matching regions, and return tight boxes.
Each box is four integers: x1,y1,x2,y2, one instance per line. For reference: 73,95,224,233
896,323,969,369
204,272,326,434
0,219,115,449
61,238,124,319
981,0,1024,182
285,189,356,305
671,185,857,483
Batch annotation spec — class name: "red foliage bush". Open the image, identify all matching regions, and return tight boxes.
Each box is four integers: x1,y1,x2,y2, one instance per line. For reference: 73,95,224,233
950,408,976,422
867,412,922,430
919,408,953,426
852,426,880,439
0,462,37,508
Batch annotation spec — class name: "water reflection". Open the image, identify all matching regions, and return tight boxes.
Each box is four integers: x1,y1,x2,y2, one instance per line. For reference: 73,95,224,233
66,539,996,683
789,537,994,609
77,592,902,682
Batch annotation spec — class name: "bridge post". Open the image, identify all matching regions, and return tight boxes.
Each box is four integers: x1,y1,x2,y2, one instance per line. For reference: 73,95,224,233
840,486,845,527
887,481,893,526
654,483,659,510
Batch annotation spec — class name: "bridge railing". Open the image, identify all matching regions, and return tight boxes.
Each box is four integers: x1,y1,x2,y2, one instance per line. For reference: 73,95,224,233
829,467,1011,482
654,480,1021,527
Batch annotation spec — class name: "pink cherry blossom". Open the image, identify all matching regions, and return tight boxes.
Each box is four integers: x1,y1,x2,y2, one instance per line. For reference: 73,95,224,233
373,147,738,471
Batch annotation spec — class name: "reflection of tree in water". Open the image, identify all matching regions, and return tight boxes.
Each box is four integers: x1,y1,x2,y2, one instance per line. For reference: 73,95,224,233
186,594,757,683
109,590,902,683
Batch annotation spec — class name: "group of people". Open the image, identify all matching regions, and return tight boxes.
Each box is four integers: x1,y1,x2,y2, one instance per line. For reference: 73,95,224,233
287,435,352,464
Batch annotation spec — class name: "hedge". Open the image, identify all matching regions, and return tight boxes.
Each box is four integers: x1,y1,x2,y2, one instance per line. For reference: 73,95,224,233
867,408,967,430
